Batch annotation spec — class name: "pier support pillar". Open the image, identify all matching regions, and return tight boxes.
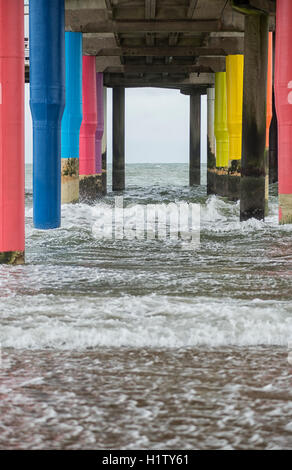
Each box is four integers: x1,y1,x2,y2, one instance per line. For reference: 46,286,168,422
79,56,99,203
210,72,238,199
190,90,201,186
95,73,104,194
207,87,216,194
29,0,65,229
269,31,277,184
226,55,244,170
102,88,107,194
0,0,25,264
113,87,125,191
61,32,82,204
240,13,269,221
269,86,278,184
265,32,273,215
274,0,292,223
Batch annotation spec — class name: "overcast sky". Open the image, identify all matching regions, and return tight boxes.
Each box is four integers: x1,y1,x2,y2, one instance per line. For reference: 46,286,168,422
25,86,207,165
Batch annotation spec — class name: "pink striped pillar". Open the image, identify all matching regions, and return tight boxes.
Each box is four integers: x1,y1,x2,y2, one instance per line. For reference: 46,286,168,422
79,56,98,202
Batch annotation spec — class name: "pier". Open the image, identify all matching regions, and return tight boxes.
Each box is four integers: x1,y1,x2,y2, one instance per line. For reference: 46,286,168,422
1,0,289,264
1,1,292,453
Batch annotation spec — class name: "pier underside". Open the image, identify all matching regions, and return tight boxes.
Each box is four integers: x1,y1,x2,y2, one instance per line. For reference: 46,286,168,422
25,1,275,93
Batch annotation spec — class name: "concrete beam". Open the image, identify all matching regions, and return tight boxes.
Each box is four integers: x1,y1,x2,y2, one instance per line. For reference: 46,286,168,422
104,72,215,88
96,56,122,72
232,0,276,15
207,35,244,53
93,46,231,57
105,65,212,74
66,19,246,34
82,33,117,52
180,86,207,96
145,0,156,20
104,59,225,74
188,0,200,19
84,35,244,56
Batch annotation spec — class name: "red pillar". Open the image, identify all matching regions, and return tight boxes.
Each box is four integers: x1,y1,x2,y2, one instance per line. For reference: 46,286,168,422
275,0,292,224
79,56,99,202
265,32,273,215
0,0,25,264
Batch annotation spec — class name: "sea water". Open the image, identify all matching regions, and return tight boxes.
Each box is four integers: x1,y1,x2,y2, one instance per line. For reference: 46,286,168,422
0,163,291,449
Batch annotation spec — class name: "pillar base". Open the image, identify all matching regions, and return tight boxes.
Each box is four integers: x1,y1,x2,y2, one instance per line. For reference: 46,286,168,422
102,151,107,195
207,168,240,201
79,174,102,203
113,170,125,191
269,149,278,184
207,168,216,195
190,169,200,186
0,251,24,265
228,170,241,201
61,158,79,204
265,150,269,217
207,142,216,171
279,194,292,224
240,176,265,221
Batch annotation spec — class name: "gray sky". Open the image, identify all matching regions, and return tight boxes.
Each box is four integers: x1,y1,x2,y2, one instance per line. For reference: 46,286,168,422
25,85,207,165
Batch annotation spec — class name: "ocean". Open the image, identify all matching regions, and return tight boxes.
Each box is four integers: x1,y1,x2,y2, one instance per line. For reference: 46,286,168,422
0,163,291,449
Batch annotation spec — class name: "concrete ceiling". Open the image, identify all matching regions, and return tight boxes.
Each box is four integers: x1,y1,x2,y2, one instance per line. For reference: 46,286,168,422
65,0,275,92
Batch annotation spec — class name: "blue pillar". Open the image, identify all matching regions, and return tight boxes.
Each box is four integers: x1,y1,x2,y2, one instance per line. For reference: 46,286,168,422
61,32,83,204
29,0,65,229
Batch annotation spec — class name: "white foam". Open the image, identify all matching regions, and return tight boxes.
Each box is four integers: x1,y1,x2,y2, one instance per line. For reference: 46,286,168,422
0,295,291,350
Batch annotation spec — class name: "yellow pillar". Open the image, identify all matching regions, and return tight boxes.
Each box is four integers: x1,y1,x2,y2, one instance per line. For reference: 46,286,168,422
226,55,244,166
214,72,229,168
